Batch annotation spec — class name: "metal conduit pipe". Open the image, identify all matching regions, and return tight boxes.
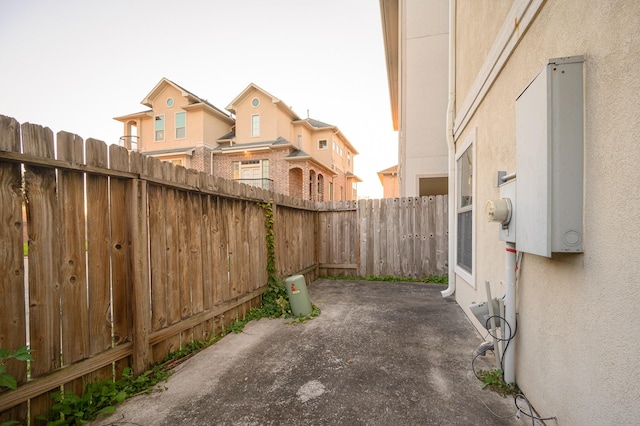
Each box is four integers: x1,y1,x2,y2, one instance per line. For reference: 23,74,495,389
442,0,457,298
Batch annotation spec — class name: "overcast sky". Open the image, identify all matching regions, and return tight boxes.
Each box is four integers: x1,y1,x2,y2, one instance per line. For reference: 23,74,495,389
0,0,397,198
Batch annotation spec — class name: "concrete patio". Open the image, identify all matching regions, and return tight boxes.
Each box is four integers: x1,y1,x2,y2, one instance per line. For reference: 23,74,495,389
92,279,526,425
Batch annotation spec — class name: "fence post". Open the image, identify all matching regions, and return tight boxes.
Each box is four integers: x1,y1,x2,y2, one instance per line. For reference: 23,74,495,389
130,178,150,375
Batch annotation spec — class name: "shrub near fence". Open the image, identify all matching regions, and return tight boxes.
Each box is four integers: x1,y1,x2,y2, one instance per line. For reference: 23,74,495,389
0,114,448,424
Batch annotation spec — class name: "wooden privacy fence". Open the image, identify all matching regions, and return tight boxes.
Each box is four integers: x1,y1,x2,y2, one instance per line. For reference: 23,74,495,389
0,114,447,424
0,116,318,424
317,196,448,278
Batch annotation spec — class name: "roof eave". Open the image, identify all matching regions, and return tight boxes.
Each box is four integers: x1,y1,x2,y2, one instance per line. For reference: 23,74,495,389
113,110,153,122
380,0,399,131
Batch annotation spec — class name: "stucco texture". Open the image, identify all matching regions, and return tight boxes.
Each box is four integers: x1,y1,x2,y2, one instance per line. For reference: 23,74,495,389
453,1,640,424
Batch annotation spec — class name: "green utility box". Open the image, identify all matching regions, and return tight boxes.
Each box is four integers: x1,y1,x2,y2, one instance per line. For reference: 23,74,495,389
285,275,312,317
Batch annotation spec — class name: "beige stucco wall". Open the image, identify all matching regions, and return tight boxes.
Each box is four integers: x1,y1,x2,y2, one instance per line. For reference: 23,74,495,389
398,0,449,196
453,1,640,424
118,83,232,153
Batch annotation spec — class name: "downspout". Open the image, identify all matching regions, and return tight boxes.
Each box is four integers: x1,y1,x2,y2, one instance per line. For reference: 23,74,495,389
504,242,517,384
441,0,457,297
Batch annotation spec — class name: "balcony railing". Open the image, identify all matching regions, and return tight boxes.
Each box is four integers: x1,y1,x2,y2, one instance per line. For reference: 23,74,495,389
234,178,273,190
118,135,139,151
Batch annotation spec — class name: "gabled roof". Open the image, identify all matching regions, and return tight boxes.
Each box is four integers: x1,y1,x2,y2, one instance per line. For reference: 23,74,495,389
141,77,233,124
217,130,236,141
304,118,333,128
377,164,398,184
225,83,301,120
293,117,359,155
285,149,311,159
346,171,363,182
378,164,398,175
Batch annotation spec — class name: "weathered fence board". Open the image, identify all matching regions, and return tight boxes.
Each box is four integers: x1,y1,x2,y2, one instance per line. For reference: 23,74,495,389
0,116,27,424
320,196,448,279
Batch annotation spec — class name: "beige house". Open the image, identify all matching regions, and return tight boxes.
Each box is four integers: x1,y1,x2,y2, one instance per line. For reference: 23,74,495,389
380,0,449,197
114,79,360,201
377,164,399,198
381,0,640,424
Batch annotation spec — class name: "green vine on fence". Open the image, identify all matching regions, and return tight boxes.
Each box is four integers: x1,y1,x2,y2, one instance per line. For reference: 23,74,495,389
256,202,291,317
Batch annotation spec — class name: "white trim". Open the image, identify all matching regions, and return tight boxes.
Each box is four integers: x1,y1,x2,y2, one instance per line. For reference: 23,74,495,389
454,0,544,139
454,128,476,288
251,114,260,137
175,111,186,140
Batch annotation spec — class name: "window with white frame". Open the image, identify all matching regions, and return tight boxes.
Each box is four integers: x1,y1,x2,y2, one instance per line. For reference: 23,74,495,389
332,140,342,156
318,139,328,150
155,115,165,141
175,112,186,139
231,159,270,189
251,114,260,137
456,132,474,280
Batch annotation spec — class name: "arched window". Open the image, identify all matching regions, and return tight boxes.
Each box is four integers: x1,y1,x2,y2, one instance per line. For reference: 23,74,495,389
288,168,303,199
317,174,324,201
309,170,316,201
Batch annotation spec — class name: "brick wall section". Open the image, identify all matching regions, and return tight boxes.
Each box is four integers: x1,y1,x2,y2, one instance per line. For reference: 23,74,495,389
191,146,213,174
209,147,341,200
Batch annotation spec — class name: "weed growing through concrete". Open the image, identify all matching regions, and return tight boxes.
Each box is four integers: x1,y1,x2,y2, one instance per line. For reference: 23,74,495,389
476,368,520,397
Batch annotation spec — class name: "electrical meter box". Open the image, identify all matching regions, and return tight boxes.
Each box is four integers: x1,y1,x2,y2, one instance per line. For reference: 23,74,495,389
498,179,516,243
515,56,584,257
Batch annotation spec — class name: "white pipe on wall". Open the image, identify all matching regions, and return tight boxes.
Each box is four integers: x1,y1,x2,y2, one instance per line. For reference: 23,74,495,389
441,0,457,298
504,242,517,384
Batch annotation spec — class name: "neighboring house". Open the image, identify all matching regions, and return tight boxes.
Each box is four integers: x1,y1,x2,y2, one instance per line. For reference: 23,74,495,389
381,0,640,424
377,164,399,198
114,79,360,201
380,0,449,197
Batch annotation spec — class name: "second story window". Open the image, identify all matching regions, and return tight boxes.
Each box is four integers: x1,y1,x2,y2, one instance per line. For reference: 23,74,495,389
347,152,351,167
318,139,327,150
155,115,165,141
175,112,186,139
251,114,260,137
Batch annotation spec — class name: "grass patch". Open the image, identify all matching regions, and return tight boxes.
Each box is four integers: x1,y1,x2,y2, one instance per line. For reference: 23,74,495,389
323,274,448,284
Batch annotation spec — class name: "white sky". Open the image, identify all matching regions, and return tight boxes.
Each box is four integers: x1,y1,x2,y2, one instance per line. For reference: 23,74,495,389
0,0,398,198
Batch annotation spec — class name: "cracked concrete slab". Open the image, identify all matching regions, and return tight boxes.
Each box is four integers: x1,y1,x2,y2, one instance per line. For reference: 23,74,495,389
92,279,524,426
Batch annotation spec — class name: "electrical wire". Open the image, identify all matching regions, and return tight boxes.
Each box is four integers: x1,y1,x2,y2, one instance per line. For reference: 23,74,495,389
471,252,557,425
484,315,515,373
514,393,558,426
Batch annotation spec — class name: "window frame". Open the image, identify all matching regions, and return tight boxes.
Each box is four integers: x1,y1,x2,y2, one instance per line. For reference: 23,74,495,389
318,139,328,150
155,115,165,141
175,111,186,139
251,114,260,137
455,129,475,287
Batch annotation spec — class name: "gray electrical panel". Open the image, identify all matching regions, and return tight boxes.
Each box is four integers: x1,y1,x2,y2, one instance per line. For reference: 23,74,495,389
515,56,584,257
